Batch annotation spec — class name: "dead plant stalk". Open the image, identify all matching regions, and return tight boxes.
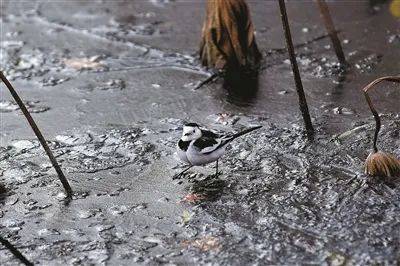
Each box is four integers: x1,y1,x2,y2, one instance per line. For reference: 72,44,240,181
0,235,33,266
278,0,314,137
0,71,72,196
316,0,346,65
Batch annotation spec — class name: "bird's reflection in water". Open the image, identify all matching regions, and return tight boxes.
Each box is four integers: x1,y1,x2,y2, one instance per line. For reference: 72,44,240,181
188,175,225,202
369,0,388,7
0,183,7,204
223,70,259,107
330,68,349,102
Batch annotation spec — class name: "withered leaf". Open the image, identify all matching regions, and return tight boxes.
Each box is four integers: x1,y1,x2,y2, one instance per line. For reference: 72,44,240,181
64,56,104,70
181,193,206,204
181,236,221,252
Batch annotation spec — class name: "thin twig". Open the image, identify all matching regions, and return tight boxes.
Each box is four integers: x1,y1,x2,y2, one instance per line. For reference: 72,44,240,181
0,71,72,196
0,235,34,265
362,76,400,152
278,0,314,137
266,31,341,55
193,72,221,90
315,0,347,65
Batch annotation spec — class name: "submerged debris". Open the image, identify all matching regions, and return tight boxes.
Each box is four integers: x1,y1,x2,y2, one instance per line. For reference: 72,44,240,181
78,79,125,92
0,100,50,113
41,76,70,87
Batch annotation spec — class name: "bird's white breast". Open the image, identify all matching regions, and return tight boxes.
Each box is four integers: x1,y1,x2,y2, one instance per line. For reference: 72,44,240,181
176,143,190,164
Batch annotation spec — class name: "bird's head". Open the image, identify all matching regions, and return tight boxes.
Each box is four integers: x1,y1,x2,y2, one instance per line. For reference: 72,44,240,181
181,123,202,141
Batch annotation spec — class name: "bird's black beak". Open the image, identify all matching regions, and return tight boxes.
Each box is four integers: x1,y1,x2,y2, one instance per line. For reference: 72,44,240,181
184,133,190,136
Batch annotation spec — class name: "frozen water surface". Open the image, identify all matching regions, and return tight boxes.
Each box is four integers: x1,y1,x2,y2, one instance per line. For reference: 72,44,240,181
1,0,400,265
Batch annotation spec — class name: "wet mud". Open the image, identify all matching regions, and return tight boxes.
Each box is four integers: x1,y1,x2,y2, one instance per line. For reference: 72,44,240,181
1,0,400,265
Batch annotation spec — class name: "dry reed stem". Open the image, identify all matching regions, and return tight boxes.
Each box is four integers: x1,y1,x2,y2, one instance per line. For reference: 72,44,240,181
0,236,33,266
315,0,346,65
0,71,72,196
278,0,314,137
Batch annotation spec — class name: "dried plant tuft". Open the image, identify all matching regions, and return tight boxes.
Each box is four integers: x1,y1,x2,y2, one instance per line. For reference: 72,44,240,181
199,0,261,71
365,151,400,177
363,76,400,178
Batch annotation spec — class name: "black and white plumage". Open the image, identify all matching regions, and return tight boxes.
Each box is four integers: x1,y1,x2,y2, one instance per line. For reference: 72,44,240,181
174,123,262,178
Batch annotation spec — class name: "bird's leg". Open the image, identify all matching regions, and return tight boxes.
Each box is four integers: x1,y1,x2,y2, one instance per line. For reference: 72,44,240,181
214,160,219,177
172,165,193,180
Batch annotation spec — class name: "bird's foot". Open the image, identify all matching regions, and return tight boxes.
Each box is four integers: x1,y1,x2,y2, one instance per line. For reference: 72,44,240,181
172,166,193,180
213,171,223,178
172,172,185,180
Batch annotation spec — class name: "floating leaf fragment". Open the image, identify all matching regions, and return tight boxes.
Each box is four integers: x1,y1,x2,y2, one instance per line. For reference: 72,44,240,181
64,56,104,70
181,236,221,252
181,193,206,204
181,210,193,225
325,251,347,266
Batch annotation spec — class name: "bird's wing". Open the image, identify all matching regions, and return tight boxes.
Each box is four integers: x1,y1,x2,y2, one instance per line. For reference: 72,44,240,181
200,129,220,139
192,136,222,154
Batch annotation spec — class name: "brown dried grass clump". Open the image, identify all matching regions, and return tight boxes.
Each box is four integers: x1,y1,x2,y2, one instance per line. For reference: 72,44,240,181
199,0,261,71
363,76,400,178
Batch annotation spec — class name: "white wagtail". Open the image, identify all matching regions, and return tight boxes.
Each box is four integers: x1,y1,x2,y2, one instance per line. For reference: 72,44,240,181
174,123,262,178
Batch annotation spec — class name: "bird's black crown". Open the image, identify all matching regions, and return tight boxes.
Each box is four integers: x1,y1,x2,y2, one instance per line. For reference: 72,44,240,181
184,123,200,127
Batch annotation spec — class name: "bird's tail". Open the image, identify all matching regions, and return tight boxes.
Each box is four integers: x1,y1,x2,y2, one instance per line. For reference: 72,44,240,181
224,126,262,143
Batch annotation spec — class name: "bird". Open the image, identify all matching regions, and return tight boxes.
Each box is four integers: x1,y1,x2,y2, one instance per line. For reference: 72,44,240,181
174,123,262,179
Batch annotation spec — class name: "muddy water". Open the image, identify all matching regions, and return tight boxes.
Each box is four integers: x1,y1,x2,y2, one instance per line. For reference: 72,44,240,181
0,0,400,265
